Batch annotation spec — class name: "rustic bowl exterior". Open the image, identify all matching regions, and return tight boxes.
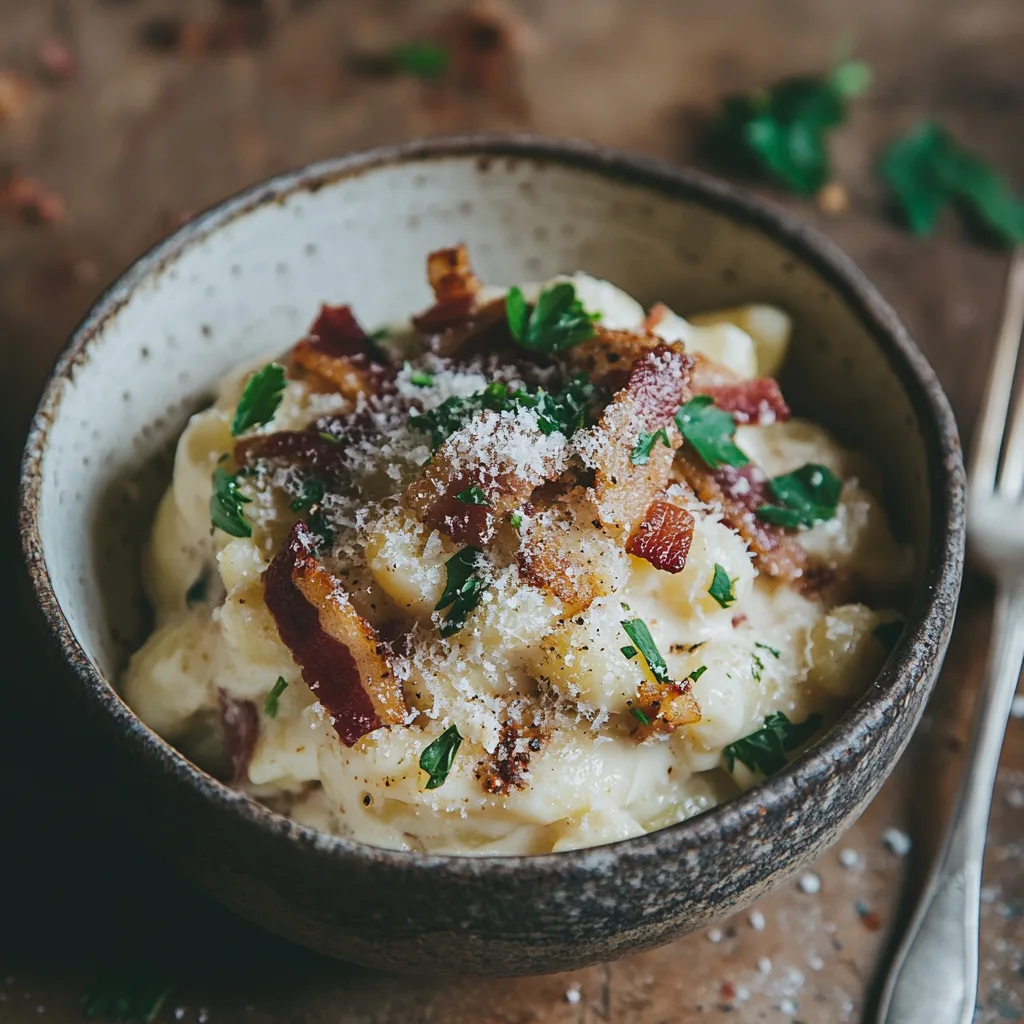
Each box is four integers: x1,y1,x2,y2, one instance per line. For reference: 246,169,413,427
19,136,965,976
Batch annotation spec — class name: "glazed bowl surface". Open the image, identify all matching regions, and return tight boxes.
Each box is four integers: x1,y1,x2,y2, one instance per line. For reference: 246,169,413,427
20,135,964,976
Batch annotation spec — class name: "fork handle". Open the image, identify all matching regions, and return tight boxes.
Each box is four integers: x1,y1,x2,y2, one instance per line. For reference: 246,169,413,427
877,579,1024,1024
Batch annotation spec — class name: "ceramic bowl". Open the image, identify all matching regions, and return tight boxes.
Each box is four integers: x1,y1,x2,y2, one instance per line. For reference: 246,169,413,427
19,136,965,977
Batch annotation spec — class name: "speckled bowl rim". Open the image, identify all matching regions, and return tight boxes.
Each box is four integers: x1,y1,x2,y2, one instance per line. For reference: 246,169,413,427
19,134,965,876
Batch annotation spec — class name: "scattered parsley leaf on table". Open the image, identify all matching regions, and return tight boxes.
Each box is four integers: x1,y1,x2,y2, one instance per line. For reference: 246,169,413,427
879,120,1024,247
231,362,286,436
506,282,600,353
724,711,824,776
704,58,871,195
420,724,462,789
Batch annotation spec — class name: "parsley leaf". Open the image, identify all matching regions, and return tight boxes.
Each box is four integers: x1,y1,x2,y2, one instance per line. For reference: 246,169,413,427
704,59,870,195
210,466,252,538
757,463,842,528
687,665,708,682
509,511,523,529
620,644,638,659
751,653,765,682
724,711,823,775
306,508,334,552
708,563,736,608
231,363,286,436
436,547,486,637
419,724,462,789
879,120,1024,247
391,41,450,79
630,427,672,466
455,486,491,506
409,381,514,449
675,395,750,470
505,283,600,353
264,677,288,718
755,641,781,658
289,477,326,513
872,619,904,652
82,972,174,1023
318,431,341,444
405,361,434,387
630,706,651,725
620,618,671,685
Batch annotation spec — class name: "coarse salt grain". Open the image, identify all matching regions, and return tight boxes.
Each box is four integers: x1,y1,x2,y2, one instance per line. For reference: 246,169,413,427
1011,694,1024,718
707,927,724,943
197,1011,209,1024
748,909,766,932
838,848,861,869
758,957,772,975
798,871,821,894
779,999,798,1015
882,827,912,856
1007,789,1024,809
807,953,825,971
174,1010,186,1021
735,986,750,1003
565,985,581,1005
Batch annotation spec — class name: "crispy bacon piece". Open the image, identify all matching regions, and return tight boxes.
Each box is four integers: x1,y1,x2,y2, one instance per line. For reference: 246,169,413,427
218,690,259,784
307,304,373,358
582,342,693,539
263,522,405,746
676,449,807,580
234,429,347,477
566,326,663,391
697,376,790,426
626,501,695,573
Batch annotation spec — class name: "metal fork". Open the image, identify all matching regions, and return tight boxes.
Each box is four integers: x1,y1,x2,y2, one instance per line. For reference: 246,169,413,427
877,247,1024,1024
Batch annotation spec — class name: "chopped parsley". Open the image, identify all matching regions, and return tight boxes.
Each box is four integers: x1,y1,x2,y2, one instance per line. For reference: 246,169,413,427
675,395,749,470
318,431,341,444
687,665,708,682
620,618,671,685
391,40,450,80
264,677,288,718
210,466,252,538
82,972,174,1023
289,477,326,512
405,361,435,387
757,463,842,528
708,563,736,608
704,58,871,195
509,511,523,529
409,375,599,450
455,486,491,506
306,508,334,552
630,427,672,466
436,547,487,637
751,653,765,682
505,282,600,353
419,724,462,789
724,711,824,776
630,706,651,726
185,569,210,607
620,644,638,659
872,619,905,652
755,641,781,658
879,121,1024,247
231,362,286,436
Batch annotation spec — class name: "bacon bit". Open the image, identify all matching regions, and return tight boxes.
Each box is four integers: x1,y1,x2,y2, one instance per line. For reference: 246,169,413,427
800,562,850,602
586,343,693,539
479,723,533,796
719,982,737,1002
0,71,31,122
0,169,64,225
676,450,806,580
858,907,884,932
635,678,702,733
234,429,347,476
731,613,748,628
566,326,663,390
626,501,695,573
218,689,259,784
698,377,790,426
263,522,405,746
642,302,670,331
38,38,75,81
306,304,374,359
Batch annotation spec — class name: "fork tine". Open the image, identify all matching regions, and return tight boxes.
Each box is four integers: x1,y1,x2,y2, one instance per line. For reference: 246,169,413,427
998,364,1024,498
972,248,1024,493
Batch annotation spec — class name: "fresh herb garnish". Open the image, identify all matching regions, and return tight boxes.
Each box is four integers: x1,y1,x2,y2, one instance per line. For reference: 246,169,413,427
757,463,842,528
185,569,210,607
435,547,487,637
620,644,638,660
724,711,824,775
419,724,462,789
675,395,750,470
708,563,736,608
704,58,871,195
630,427,672,466
409,375,599,450
872,619,904,652
620,618,671,685
630,706,651,726
231,362,286,436
687,665,708,682
455,486,491,506
405,361,435,387
879,121,1024,247
82,972,174,1023
505,282,600,353
751,653,764,682
318,431,341,444
755,641,781,658
391,40,450,80
264,677,288,718
306,508,334,552
290,477,326,513
509,511,523,529
210,466,252,538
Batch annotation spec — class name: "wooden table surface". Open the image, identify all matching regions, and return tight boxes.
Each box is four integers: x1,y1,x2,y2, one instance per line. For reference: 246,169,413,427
2,1,1023,1021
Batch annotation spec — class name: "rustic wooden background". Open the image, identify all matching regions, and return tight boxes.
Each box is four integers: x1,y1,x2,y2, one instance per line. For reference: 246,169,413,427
2,1,1023,1021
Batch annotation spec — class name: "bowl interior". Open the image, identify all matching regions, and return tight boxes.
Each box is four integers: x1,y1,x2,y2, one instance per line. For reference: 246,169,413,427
31,144,931,716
